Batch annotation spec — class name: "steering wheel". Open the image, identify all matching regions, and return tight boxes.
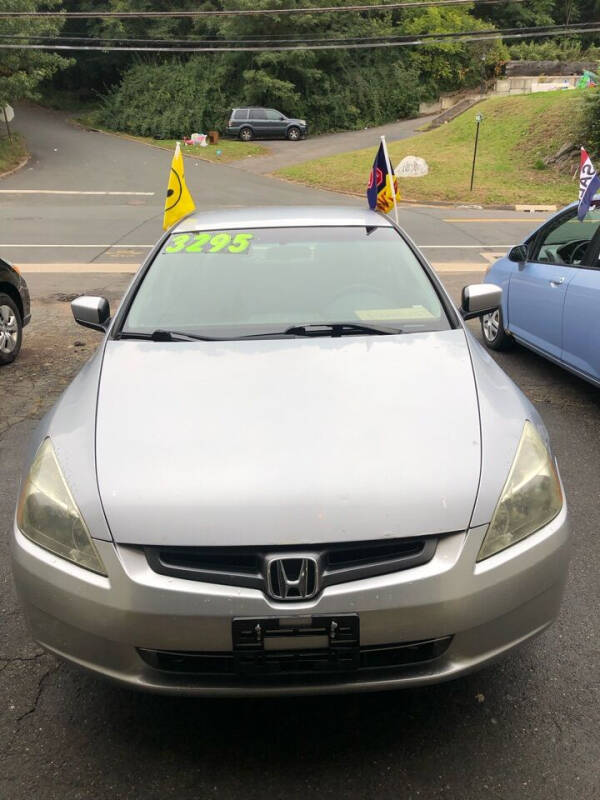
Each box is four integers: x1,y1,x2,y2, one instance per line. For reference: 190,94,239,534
569,240,588,264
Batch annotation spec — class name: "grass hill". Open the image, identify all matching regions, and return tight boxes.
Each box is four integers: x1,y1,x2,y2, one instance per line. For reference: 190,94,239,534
276,90,586,206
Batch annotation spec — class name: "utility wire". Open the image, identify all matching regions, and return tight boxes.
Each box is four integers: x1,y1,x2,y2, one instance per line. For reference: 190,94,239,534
0,22,591,48
0,0,527,19
0,22,599,51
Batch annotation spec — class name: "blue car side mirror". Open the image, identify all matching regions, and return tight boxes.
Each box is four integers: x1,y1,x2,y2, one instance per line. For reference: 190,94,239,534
508,245,528,263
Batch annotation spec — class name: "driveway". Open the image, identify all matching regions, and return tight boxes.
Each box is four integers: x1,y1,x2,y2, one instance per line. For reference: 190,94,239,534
227,116,428,174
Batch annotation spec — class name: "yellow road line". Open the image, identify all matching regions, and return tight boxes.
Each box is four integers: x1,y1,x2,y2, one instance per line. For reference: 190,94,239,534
20,263,139,273
432,262,487,272
442,218,547,223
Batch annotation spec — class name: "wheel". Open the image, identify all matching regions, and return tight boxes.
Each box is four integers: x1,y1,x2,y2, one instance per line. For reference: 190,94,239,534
286,126,301,141
239,126,254,142
481,307,513,351
0,293,23,365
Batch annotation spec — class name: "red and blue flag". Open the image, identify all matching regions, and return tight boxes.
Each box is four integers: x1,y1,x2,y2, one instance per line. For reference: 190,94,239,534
578,147,600,221
367,142,400,214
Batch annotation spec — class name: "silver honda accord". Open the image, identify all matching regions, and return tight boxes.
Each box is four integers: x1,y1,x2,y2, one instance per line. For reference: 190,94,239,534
11,206,569,696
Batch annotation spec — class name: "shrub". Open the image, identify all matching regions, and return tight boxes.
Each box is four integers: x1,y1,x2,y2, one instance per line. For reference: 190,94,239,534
97,57,230,139
97,55,421,138
582,87,600,155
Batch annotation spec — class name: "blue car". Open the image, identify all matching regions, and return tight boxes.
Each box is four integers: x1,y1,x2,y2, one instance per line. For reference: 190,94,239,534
482,200,600,386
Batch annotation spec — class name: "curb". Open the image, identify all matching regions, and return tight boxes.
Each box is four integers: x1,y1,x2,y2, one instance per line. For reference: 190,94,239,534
269,175,556,212
19,260,486,275
0,152,30,181
69,117,271,164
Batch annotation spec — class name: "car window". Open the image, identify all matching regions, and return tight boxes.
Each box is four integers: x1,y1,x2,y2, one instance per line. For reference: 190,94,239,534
232,109,248,121
249,108,266,120
532,207,600,266
122,226,451,338
265,109,283,121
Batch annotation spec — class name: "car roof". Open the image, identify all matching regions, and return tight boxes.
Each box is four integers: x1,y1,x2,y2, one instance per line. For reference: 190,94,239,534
173,205,393,233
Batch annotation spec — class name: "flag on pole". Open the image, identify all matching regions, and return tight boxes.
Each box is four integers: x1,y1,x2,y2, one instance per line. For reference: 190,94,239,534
366,140,400,217
577,147,600,221
163,142,196,231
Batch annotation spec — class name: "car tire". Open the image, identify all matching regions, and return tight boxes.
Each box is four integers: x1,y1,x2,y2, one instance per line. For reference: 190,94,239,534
481,307,513,351
0,293,23,366
239,127,254,142
286,126,301,141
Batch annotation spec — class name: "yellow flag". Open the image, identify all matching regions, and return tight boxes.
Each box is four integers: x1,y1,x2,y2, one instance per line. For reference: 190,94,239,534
163,142,196,230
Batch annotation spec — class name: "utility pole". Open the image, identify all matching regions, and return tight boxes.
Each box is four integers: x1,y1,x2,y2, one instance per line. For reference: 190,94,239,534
470,112,483,192
3,105,13,143
480,53,487,95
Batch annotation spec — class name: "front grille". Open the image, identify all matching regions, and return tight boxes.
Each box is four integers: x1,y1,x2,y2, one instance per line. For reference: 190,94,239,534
144,537,437,597
138,636,452,679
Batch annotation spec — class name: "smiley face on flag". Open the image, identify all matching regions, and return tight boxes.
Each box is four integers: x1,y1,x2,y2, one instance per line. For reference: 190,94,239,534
165,169,183,212
163,143,196,231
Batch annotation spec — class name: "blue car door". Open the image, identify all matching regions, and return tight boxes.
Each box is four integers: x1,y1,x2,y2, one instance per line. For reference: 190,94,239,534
561,213,600,382
508,208,600,360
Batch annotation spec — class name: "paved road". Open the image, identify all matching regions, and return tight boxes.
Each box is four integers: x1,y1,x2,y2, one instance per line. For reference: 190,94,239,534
0,105,551,271
226,115,429,174
1,271,599,800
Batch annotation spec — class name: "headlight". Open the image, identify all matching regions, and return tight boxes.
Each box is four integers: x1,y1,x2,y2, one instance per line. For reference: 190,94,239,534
298,120,306,125
477,421,562,561
16,438,107,575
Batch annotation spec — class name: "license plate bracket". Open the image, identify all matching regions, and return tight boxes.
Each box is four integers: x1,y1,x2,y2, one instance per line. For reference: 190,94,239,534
232,614,360,676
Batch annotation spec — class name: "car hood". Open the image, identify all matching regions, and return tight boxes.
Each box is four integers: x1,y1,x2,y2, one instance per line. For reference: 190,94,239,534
96,331,481,547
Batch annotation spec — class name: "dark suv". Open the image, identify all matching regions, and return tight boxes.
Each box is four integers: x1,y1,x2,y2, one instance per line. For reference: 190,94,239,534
226,108,308,141
0,257,30,365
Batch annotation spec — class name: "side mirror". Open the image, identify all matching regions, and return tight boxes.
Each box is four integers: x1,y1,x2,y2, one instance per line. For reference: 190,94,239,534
460,284,502,321
71,296,111,332
279,116,285,121
508,244,528,263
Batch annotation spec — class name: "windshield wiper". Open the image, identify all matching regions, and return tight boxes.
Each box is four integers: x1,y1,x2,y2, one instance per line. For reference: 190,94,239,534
118,323,402,342
119,330,218,342
282,322,402,337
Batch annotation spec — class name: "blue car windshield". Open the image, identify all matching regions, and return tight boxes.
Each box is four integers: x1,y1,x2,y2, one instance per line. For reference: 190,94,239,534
122,226,451,338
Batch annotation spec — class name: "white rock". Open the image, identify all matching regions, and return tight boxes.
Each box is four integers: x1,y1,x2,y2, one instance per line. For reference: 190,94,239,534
395,155,429,178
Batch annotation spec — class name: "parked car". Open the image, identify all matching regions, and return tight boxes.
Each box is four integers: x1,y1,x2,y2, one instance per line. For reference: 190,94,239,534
226,107,308,141
0,256,30,366
12,206,569,696
482,200,600,386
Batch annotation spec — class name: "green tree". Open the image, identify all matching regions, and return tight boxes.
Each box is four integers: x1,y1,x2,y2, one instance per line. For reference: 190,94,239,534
400,6,507,96
64,0,515,134
474,0,555,28
0,0,71,107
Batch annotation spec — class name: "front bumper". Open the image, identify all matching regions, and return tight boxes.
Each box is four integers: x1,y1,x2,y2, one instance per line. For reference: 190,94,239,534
11,509,569,696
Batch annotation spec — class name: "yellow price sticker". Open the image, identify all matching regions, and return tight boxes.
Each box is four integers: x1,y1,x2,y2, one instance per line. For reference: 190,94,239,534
163,232,254,255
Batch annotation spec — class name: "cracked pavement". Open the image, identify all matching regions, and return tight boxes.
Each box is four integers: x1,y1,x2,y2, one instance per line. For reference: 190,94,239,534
0,272,598,799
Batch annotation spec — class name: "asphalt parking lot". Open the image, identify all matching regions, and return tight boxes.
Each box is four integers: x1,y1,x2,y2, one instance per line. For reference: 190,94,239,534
1,270,599,800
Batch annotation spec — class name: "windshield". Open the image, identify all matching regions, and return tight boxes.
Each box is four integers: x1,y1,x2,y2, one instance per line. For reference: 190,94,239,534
121,226,450,338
